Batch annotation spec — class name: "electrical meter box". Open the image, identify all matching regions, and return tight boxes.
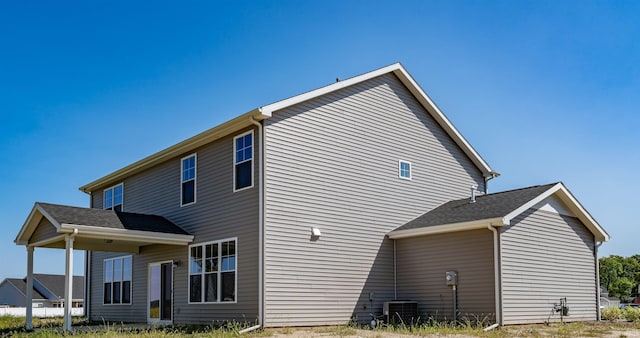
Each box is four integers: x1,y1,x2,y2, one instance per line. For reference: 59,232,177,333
445,271,458,285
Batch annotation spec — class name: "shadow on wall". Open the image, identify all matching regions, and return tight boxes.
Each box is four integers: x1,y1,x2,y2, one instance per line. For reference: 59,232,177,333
349,237,396,324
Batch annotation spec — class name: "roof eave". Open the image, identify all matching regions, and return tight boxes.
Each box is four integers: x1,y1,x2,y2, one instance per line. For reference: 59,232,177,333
387,218,504,239
80,63,497,193
59,223,194,246
79,109,269,193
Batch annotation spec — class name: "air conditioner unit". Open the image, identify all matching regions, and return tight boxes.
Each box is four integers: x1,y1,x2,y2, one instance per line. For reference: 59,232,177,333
383,301,418,324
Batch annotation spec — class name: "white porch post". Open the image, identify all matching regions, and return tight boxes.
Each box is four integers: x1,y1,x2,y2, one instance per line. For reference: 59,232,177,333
64,234,75,332
25,246,34,330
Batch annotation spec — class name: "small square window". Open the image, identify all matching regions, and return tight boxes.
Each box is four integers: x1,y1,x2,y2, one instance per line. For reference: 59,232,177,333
399,160,411,180
104,184,123,211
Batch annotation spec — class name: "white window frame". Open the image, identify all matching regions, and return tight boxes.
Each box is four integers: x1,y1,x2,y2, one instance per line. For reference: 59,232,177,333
103,183,124,211
103,255,132,306
398,160,412,180
233,130,254,192
181,153,197,207
188,237,238,304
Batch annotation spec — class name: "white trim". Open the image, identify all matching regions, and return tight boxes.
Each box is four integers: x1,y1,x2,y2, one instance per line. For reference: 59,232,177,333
58,224,194,245
233,130,255,192
501,183,609,242
28,234,66,248
180,153,197,207
388,218,504,239
147,260,174,325
103,183,124,211
387,182,609,242
102,255,133,306
398,160,412,180
79,63,495,194
187,237,238,305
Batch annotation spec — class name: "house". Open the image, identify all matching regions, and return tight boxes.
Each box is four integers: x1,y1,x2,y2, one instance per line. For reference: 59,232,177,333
0,274,84,308
14,63,609,331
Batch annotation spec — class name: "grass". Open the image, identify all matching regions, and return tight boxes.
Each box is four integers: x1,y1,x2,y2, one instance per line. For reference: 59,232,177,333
1,315,639,337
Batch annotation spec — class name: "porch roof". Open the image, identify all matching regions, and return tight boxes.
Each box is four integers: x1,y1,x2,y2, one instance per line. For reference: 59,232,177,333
15,202,194,253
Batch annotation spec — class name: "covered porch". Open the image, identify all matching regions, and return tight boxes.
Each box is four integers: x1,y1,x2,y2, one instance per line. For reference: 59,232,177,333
14,202,194,332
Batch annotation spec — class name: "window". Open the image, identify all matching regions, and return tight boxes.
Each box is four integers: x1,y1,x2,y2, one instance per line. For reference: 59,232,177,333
181,154,196,206
189,238,236,303
104,256,132,305
399,160,411,180
104,184,123,211
234,131,253,191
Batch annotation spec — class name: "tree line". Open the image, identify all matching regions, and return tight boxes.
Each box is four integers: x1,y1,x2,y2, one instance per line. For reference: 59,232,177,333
600,254,640,302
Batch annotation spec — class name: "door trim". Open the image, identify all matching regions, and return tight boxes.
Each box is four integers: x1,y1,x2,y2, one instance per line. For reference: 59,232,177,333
148,260,174,325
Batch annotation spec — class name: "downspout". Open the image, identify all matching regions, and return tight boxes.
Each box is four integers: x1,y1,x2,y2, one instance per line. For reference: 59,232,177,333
484,225,500,331
240,116,264,334
393,239,397,300
595,241,603,321
85,192,92,320
483,172,500,194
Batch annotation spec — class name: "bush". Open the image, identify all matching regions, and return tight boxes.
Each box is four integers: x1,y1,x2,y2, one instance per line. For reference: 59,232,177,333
601,307,623,321
623,307,640,322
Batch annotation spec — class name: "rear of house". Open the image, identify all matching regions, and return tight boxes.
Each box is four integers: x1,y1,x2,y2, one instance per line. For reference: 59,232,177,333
84,126,261,325
14,63,608,329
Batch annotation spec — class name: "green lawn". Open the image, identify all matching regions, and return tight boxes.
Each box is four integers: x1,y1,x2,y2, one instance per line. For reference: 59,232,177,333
1,315,640,337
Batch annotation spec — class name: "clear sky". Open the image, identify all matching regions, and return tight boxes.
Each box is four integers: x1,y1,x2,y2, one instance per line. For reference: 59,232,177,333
1,1,638,282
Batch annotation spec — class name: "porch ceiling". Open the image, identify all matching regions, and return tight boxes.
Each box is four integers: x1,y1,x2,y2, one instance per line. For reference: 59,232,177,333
15,202,194,253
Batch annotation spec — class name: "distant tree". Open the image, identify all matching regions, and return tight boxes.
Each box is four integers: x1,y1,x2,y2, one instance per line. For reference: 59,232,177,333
600,255,640,302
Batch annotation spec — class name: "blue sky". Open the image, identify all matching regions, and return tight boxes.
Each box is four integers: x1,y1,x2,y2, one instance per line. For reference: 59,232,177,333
1,1,638,281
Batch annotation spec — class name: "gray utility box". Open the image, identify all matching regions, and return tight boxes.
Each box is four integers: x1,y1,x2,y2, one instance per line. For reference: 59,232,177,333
383,301,418,324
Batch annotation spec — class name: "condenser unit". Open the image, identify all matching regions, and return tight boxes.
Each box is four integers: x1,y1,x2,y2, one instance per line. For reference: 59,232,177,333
383,301,418,324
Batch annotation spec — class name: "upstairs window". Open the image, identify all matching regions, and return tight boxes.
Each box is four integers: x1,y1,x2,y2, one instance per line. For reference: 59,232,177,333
104,184,123,211
399,160,411,180
234,131,253,191
189,238,237,303
104,255,132,305
181,154,196,206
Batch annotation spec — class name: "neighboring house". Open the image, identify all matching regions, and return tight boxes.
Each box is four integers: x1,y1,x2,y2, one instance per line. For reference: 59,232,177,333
14,63,609,330
0,274,83,308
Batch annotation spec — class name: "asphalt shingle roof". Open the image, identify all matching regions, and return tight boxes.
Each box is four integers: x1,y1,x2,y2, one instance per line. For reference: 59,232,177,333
37,202,190,235
4,278,46,300
33,274,84,299
394,183,558,232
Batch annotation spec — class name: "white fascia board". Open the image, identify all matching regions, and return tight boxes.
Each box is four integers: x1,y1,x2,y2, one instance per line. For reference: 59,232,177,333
59,223,194,245
15,203,63,246
391,66,495,177
79,110,264,193
258,63,403,117
502,183,563,225
502,182,610,242
555,185,610,242
387,218,504,239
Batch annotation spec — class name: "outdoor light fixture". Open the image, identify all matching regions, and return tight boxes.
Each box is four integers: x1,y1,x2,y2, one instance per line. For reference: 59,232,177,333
311,227,321,237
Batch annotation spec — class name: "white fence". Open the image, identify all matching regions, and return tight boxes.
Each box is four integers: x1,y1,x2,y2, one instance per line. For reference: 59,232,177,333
0,307,84,317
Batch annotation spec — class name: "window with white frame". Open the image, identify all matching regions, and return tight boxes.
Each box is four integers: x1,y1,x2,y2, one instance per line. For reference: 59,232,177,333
189,239,236,303
104,183,123,211
104,256,132,305
399,160,411,180
234,131,253,191
181,154,196,206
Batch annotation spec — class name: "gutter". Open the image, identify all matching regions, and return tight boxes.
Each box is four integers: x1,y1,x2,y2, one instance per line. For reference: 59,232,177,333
595,241,603,321
484,225,501,331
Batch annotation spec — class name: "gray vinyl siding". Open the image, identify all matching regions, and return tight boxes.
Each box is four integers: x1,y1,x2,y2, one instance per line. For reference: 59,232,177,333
501,207,597,324
0,283,26,307
88,127,259,324
396,229,496,321
263,73,486,326
29,218,58,244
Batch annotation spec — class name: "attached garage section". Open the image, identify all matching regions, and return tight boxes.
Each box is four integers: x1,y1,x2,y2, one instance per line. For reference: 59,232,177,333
501,206,597,324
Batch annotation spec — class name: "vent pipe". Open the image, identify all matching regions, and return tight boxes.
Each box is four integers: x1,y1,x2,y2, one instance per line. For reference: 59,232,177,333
470,184,478,203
